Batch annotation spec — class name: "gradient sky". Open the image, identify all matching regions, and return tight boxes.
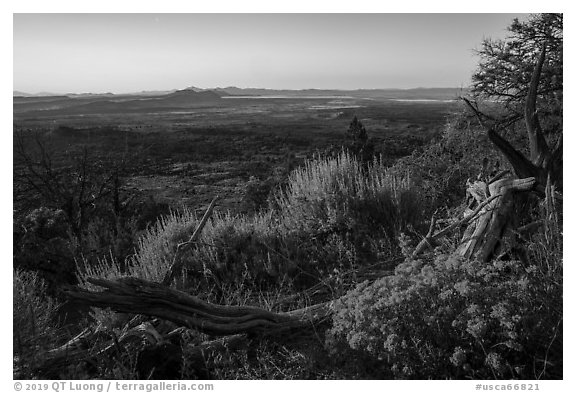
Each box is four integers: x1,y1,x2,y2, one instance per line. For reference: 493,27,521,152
13,13,528,94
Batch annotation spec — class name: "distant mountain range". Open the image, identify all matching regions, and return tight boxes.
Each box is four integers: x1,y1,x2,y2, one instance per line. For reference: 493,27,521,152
13,88,226,115
14,86,468,116
14,86,468,99
209,86,468,100
13,90,61,97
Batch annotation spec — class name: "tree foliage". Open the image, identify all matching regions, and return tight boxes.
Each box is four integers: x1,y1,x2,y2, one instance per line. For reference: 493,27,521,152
346,116,368,143
345,116,374,163
471,13,562,134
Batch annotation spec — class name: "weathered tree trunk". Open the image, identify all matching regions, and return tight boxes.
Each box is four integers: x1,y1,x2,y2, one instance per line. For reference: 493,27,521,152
456,176,535,262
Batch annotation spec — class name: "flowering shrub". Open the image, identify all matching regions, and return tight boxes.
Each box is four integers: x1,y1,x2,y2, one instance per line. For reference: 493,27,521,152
328,253,562,379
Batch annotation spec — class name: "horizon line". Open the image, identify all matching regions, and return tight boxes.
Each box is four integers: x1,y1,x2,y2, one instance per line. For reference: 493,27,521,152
13,85,471,96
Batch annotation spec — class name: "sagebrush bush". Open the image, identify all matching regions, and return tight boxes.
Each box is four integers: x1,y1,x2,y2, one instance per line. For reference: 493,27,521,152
275,151,423,243
328,215,562,379
77,208,199,288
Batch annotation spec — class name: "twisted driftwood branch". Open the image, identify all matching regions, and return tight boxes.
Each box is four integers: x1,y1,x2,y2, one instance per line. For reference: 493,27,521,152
43,275,332,371
63,277,333,336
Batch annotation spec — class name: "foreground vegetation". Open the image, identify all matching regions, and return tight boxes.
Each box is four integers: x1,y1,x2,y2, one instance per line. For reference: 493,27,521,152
13,14,562,380
13,117,562,379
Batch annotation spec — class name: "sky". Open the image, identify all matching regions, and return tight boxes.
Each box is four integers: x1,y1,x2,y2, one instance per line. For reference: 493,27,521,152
14,13,528,94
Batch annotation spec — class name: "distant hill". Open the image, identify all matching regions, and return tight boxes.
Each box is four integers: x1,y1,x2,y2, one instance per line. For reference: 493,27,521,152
13,91,34,97
159,89,223,104
130,89,178,96
66,92,116,98
182,86,205,93
13,90,61,98
14,88,225,116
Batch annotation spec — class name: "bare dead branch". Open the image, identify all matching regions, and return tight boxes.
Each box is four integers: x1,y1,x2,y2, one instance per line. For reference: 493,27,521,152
460,97,490,128
162,196,219,286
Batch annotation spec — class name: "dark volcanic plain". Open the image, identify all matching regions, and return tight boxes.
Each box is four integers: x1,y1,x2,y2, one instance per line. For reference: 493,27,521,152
13,87,463,214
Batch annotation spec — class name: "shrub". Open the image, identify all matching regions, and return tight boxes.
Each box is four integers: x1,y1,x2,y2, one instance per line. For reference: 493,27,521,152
13,269,61,377
328,222,562,379
391,111,501,214
242,176,275,213
77,208,199,288
275,151,423,244
13,207,77,289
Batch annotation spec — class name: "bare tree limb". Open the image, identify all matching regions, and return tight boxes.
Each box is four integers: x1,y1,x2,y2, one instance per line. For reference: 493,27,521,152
162,196,219,286
487,127,541,180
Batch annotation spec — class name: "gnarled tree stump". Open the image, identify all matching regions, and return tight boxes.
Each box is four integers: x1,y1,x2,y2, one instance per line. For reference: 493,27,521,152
457,176,535,262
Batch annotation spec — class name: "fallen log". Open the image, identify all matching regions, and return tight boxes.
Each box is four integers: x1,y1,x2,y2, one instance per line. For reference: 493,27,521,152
63,277,333,336
40,277,332,375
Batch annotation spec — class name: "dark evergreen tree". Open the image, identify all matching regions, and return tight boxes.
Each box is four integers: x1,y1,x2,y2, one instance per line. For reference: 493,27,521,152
345,116,374,164
346,116,368,143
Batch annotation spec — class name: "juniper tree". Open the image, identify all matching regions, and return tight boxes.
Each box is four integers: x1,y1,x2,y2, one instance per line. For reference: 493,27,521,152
471,13,562,138
346,116,374,164
465,13,562,190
